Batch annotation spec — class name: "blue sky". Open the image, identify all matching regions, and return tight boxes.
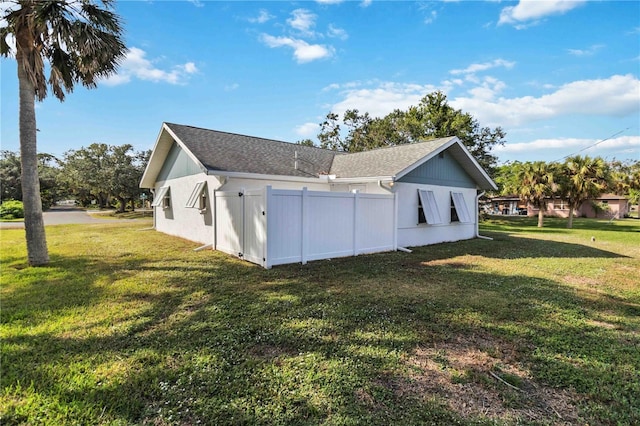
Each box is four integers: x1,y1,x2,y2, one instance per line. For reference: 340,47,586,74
1,0,639,165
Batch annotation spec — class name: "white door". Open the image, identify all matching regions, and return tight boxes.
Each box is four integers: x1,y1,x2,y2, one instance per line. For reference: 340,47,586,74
215,190,265,266
215,191,244,258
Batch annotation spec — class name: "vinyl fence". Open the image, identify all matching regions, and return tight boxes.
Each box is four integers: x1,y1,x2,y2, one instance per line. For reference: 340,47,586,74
215,186,396,268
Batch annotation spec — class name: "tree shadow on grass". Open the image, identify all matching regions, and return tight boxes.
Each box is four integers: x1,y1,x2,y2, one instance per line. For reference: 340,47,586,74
2,238,639,425
411,232,630,260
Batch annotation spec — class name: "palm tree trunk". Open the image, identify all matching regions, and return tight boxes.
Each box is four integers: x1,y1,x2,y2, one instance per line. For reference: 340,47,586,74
537,208,544,228
17,52,49,266
567,206,575,229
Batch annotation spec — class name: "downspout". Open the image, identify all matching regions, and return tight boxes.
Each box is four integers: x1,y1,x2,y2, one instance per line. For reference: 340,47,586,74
476,191,493,240
379,179,412,253
150,188,156,229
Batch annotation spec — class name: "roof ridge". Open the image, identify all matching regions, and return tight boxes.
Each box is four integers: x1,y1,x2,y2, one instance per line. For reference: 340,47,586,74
338,136,456,157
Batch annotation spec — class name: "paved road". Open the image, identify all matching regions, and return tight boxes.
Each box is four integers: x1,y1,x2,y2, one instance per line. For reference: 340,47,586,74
0,206,150,229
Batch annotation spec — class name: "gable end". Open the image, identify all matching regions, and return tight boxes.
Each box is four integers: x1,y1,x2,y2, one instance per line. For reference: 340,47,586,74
157,142,203,182
398,150,476,188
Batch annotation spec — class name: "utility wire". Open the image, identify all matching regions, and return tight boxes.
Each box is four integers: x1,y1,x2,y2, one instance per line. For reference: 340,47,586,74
554,127,630,162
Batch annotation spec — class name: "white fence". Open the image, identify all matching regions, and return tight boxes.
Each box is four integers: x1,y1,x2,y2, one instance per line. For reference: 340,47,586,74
215,186,396,268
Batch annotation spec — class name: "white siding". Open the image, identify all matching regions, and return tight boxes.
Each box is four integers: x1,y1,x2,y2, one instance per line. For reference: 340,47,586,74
154,174,220,245
394,183,477,248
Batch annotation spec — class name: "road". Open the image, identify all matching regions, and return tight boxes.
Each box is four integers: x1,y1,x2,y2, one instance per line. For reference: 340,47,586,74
0,205,151,229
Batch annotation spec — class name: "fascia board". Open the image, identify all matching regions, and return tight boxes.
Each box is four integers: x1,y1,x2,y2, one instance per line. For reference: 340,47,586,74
140,124,173,188
330,176,395,183
207,170,332,184
162,124,208,173
394,137,458,181
394,137,498,191
139,123,208,188
449,142,498,191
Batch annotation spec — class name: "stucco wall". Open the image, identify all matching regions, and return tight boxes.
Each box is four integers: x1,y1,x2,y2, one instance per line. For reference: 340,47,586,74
394,183,477,248
154,174,221,245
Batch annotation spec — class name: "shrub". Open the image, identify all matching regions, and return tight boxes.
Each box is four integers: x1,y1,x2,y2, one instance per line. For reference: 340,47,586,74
0,200,25,219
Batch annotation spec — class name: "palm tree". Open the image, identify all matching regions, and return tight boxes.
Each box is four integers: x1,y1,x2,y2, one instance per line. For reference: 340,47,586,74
1,0,126,265
512,161,558,228
562,156,609,228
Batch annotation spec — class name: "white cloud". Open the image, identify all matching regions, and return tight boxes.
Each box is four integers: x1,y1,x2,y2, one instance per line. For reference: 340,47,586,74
260,34,334,63
287,9,317,37
186,0,204,7
316,0,345,4
183,62,198,74
496,136,640,159
567,44,604,56
327,24,348,40
450,59,515,75
295,122,320,137
360,0,372,7
224,83,239,91
499,0,586,27
100,47,197,86
424,10,437,25
327,81,439,118
451,74,640,127
249,9,274,24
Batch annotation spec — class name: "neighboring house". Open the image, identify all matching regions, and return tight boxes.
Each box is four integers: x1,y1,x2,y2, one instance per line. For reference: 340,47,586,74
542,194,629,219
485,194,630,219
483,195,527,215
140,123,497,267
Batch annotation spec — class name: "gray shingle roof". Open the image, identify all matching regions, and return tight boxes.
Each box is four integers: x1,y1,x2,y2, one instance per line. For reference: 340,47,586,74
166,123,336,178
329,137,456,178
142,123,494,190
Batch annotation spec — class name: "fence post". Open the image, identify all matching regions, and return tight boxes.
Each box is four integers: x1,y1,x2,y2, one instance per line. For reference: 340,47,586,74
353,190,359,256
393,191,398,251
301,187,308,265
264,185,272,269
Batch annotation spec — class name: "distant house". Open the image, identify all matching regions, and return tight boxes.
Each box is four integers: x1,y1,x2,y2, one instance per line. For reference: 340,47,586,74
140,123,497,267
485,194,630,219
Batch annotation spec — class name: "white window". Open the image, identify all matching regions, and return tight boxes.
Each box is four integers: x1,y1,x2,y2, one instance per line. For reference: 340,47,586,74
185,181,207,210
450,192,472,223
151,186,171,209
417,189,442,225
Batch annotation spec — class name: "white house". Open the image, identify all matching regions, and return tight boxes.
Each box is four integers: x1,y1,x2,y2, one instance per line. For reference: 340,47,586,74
140,123,497,268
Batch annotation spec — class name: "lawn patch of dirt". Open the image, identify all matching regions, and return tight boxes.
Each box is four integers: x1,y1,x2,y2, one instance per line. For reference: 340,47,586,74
398,333,584,424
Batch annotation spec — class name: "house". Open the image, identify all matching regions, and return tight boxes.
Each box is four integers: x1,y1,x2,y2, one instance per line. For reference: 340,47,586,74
484,194,630,219
540,194,630,219
140,123,497,267
483,195,527,215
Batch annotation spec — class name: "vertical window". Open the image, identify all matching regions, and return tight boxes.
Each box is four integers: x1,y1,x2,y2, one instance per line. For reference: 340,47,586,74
450,196,459,222
186,181,207,210
417,189,442,225
450,192,472,223
151,186,170,209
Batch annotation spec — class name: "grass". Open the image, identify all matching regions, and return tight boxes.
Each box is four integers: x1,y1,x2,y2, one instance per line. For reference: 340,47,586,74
1,217,638,425
87,210,153,220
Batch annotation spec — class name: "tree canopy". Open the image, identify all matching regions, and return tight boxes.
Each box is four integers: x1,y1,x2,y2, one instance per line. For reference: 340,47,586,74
316,91,506,172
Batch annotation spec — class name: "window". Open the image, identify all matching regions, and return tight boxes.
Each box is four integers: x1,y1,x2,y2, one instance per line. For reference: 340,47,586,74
450,192,472,223
185,181,207,210
417,189,442,225
450,196,459,222
151,186,170,209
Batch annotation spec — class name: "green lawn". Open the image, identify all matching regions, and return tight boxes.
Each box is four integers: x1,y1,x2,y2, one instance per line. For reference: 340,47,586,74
1,217,638,425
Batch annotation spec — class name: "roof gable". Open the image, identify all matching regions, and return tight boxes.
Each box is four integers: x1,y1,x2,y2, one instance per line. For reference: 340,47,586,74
140,123,497,191
399,149,476,188
330,137,455,179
